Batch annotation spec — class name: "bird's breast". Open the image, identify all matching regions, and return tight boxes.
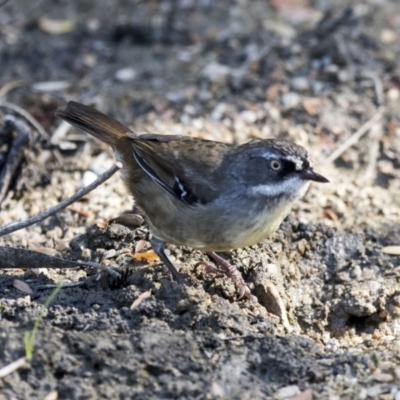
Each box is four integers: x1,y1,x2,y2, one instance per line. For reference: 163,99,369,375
137,181,308,252
217,198,293,250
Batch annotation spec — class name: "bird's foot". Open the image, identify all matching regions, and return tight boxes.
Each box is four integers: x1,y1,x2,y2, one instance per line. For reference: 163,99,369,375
202,252,258,303
150,236,187,285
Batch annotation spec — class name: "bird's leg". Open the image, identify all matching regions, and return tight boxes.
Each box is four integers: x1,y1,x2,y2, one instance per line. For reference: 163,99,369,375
150,237,186,284
205,252,257,303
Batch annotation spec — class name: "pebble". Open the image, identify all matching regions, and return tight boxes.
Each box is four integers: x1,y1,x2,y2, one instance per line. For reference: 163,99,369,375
392,341,400,351
15,295,31,305
281,92,301,109
211,103,228,121
372,371,394,383
264,263,280,278
202,62,231,83
349,265,362,279
102,249,117,259
81,171,98,187
291,76,310,92
70,270,87,282
367,384,389,397
239,110,257,124
274,385,300,399
325,338,339,352
380,28,397,43
115,67,137,82
58,141,78,151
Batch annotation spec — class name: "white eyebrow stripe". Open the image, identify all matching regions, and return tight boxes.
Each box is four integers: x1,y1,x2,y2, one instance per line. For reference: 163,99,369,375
284,155,304,171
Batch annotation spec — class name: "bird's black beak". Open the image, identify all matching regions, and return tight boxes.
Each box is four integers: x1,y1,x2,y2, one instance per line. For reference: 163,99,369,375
301,169,329,183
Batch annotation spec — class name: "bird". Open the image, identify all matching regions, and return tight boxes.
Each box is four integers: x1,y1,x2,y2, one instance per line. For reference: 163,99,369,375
57,101,328,301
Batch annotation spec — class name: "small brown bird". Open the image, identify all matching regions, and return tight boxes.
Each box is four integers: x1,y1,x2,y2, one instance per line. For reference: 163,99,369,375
57,101,328,301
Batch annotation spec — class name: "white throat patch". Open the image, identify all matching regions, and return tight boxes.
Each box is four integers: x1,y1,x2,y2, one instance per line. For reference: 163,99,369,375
251,176,310,198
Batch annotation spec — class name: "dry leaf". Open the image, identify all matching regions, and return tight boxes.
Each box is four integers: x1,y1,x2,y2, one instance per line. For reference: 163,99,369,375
381,246,400,256
130,289,152,310
110,214,145,229
13,279,33,294
323,208,340,224
132,251,159,262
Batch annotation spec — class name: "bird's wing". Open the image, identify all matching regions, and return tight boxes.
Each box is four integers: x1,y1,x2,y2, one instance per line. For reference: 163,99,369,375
129,133,231,205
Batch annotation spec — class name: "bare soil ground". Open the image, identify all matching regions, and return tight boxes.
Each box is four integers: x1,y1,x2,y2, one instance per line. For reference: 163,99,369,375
1,1,400,399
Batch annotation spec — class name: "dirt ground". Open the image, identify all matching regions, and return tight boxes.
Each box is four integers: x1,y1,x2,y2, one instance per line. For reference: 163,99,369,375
1,0,400,399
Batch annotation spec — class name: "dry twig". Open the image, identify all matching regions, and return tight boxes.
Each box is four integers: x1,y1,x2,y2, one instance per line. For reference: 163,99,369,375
0,162,122,237
0,116,31,204
0,101,50,139
0,247,122,279
78,260,122,279
0,357,28,379
324,107,385,164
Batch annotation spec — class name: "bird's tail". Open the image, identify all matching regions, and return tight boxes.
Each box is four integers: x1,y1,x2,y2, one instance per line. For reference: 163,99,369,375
56,101,132,145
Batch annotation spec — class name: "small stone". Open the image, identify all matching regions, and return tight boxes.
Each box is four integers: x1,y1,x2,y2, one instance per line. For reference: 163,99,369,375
58,141,78,151
275,385,300,399
281,92,301,109
102,249,117,259
202,62,230,83
16,295,31,305
349,265,362,279
210,381,225,397
380,29,397,43
70,270,87,282
291,77,310,92
211,103,228,121
392,341,400,351
324,338,339,352
115,67,137,82
372,371,394,383
81,171,98,187
81,248,91,259
367,384,389,397
357,388,367,400
239,110,257,124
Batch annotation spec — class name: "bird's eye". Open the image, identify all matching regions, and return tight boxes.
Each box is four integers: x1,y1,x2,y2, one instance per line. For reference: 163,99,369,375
270,160,282,171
